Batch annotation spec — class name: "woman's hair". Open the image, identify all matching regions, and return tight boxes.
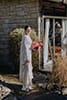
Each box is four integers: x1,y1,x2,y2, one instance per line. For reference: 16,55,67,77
24,25,31,31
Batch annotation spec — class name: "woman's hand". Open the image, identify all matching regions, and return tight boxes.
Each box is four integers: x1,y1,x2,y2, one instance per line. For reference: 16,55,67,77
32,47,39,51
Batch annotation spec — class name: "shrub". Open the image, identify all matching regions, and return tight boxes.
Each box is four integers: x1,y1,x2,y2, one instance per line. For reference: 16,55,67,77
51,54,67,87
9,28,39,72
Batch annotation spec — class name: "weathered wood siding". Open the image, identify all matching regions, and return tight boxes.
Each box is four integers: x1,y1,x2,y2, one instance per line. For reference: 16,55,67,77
0,0,40,66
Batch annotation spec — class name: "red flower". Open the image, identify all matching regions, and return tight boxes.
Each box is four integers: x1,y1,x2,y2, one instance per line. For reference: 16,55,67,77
32,42,43,49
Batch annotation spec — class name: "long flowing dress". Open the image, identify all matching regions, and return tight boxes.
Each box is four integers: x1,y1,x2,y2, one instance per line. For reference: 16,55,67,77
19,34,33,87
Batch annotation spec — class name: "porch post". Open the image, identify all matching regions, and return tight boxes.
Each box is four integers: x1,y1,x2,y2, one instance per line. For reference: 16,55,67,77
53,19,55,56
38,16,41,69
43,19,50,67
61,19,67,57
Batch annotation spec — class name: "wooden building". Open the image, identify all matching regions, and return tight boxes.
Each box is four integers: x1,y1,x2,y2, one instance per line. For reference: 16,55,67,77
0,0,67,68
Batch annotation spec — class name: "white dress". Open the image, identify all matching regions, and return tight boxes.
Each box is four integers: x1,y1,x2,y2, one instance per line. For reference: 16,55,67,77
19,34,33,87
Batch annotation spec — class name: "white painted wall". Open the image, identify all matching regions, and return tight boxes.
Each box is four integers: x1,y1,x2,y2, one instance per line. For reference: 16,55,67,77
50,0,67,4
49,0,62,2
64,0,67,4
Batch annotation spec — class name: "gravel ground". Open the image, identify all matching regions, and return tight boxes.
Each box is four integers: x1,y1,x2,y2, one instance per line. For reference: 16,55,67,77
0,74,67,100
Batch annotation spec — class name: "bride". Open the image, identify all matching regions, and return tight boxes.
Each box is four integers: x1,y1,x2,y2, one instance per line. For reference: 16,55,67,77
19,25,33,91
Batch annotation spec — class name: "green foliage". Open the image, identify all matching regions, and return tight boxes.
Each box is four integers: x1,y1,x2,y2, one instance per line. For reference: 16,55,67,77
9,28,39,72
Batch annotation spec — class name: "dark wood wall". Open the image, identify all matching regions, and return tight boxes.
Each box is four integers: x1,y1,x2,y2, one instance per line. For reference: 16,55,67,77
40,0,67,16
0,0,39,69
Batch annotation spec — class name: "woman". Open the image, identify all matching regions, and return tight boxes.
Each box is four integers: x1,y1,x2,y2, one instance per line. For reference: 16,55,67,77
19,25,33,91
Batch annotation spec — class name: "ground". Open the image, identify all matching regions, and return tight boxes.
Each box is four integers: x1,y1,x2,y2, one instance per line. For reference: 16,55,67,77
0,74,67,100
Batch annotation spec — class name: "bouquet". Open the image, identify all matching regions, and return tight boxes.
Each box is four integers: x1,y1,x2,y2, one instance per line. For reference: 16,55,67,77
32,41,43,50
